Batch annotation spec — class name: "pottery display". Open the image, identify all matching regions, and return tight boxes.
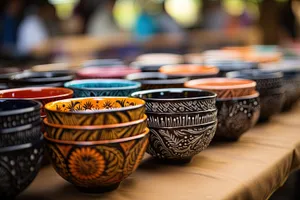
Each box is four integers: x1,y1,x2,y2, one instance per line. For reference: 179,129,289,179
0,99,41,129
44,115,147,141
45,97,145,125
64,79,141,98
0,87,74,116
82,59,124,68
8,71,74,88
0,139,44,199
44,129,149,193
126,72,188,90
76,66,140,79
215,92,260,141
184,78,256,98
159,64,219,79
209,61,259,77
0,67,22,89
31,63,81,72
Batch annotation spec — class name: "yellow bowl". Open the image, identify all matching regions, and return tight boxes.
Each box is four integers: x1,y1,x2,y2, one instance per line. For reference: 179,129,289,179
45,97,145,125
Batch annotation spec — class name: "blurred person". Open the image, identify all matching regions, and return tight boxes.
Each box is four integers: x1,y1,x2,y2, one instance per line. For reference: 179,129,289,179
87,0,121,37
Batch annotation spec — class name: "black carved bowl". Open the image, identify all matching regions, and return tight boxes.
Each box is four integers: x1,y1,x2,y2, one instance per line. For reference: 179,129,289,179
147,110,218,127
0,99,41,129
44,129,149,193
126,72,188,90
0,139,44,199
131,88,217,114
215,92,260,141
0,119,42,148
64,79,141,98
147,121,217,163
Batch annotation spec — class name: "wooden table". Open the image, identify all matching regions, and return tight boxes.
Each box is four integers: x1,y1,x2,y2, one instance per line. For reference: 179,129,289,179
18,103,300,200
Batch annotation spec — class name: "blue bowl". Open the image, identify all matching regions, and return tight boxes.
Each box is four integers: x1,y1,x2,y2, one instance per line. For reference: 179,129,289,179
64,79,141,97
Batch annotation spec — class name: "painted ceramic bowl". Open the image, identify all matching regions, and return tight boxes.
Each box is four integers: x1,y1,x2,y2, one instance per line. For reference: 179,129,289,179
44,129,149,193
126,72,188,90
185,78,256,99
0,139,44,199
131,88,217,113
64,79,141,98
147,121,217,163
45,97,145,125
8,71,74,88
147,110,217,127
215,92,260,141
0,119,42,147
82,59,124,68
208,61,259,77
44,115,147,141
159,65,219,79
243,52,282,63
31,63,81,72
0,99,41,129
76,66,140,79
0,87,74,116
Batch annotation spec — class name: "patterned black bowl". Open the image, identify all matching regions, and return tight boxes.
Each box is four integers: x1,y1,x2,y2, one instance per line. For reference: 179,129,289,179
0,99,41,129
147,121,217,163
215,92,260,141
131,88,217,114
0,139,44,199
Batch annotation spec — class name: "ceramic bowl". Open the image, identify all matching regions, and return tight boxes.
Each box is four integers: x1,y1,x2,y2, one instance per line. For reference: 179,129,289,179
185,78,256,99
0,99,41,129
82,59,124,68
215,92,260,141
243,52,282,63
202,50,243,61
8,71,74,88
64,79,141,98
44,115,147,141
0,119,42,147
126,72,188,90
76,66,140,79
131,88,217,113
44,129,149,193
31,63,81,72
0,139,44,199
45,97,145,125
147,110,217,127
0,67,22,89
147,121,217,163
159,64,219,79
208,61,259,77
0,87,74,116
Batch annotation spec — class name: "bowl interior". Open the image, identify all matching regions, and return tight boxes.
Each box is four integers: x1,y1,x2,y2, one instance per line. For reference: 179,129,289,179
160,65,219,75
0,99,40,114
65,80,140,90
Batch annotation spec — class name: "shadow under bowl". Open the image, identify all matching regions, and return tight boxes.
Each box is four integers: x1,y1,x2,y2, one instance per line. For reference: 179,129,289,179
44,129,149,193
64,79,141,98
44,115,147,141
45,97,145,126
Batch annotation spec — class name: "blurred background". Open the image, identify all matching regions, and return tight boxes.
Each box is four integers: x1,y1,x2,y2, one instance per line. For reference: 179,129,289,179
0,0,299,67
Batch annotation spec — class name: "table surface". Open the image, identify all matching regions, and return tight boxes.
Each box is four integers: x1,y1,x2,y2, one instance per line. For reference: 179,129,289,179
18,103,300,200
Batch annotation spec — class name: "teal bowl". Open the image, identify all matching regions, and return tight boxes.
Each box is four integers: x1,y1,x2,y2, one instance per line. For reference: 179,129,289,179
64,79,141,97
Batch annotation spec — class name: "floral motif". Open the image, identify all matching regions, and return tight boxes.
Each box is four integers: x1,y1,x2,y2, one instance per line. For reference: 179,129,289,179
102,100,115,109
83,101,93,110
66,101,80,111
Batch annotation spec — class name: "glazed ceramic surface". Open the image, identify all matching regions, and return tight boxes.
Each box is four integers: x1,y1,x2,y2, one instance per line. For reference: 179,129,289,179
64,79,141,98
0,140,44,199
185,78,256,99
0,99,41,129
208,61,258,77
44,129,149,193
215,92,260,141
0,87,74,116
159,65,219,79
44,115,147,141
147,110,217,127
76,67,140,79
0,120,42,147
131,88,217,113
45,97,145,125
147,122,217,162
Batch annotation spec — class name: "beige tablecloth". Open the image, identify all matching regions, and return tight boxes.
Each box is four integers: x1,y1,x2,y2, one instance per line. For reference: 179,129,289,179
18,103,300,200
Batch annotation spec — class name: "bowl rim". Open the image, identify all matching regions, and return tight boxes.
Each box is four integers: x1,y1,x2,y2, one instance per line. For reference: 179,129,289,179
148,121,217,129
0,87,74,100
44,128,149,145
44,97,145,114
0,99,42,117
146,109,217,115
82,58,124,68
0,119,41,134
0,136,43,153
125,72,189,85
159,64,220,76
216,91,260,101
131,88,217,101
43,114,147,129
10,71,74,83
64,79,141,91
185,78,256,90
226,70,284,80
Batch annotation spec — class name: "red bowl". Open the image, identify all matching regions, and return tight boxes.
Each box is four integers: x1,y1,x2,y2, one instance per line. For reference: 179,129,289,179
76,66,140,79
0,87,73,116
